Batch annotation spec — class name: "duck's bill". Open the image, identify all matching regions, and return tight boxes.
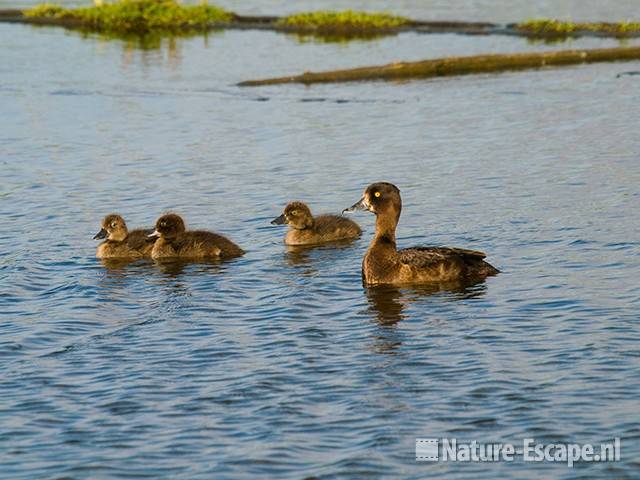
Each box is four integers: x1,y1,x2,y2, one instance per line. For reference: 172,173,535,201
342,197,368,214
271,214,286,225
148,230,161,238
93,228,108,240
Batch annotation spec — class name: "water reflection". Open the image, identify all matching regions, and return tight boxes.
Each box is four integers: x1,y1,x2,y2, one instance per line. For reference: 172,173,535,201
287,31,399,44
152,259,225,277
283,239,359,268
366,280,489,325
43,28,224,69
99,258,151,271
366,285,406,325
98,257,226,279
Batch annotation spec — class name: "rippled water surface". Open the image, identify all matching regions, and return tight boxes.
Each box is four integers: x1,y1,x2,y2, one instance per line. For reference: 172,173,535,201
1,1,640,478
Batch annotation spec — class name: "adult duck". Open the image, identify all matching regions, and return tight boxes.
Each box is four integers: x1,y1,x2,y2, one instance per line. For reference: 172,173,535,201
343,182,499,286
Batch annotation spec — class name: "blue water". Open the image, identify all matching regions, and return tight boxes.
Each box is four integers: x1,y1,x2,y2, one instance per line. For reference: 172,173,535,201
1,1,640,478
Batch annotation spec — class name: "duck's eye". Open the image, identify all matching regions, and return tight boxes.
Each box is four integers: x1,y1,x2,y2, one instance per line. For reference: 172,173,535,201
110,222,117,228
374,191,381,198
290,210,298,216
160,222,166,227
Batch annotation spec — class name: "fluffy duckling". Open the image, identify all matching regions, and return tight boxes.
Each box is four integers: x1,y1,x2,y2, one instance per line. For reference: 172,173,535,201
271,201,361,246
94,214,155,259
344,182,499,286
149,213,244,260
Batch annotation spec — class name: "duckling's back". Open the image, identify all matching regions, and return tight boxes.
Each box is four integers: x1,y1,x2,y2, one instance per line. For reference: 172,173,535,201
127,228,156,257
284,214,361,245
175,230,244,259
314,215,361,240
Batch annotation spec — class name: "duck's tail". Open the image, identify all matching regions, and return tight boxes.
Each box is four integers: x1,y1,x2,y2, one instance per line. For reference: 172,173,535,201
478,260,500,277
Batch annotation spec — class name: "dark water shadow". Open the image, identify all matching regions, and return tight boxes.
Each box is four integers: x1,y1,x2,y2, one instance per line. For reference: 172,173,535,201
97,257,234,281
616,70,640,78
151,258,226,277
285,31,399,44
283,238,360,267
99,257,153,271
28,23,222,51
525,35,573,45
366,280,489,326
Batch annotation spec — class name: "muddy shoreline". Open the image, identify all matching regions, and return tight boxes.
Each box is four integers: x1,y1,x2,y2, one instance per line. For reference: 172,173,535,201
2,10,640,39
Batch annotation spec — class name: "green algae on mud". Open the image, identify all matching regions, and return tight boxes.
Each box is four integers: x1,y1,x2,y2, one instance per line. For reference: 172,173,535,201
238,46,640,86
516,18,640,38
8,5,640,41
276,10,409,34
23,0,232,34
19,4,411,39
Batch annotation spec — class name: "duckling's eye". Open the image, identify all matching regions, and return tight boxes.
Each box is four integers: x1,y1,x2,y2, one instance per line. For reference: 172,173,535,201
110,222,117,228
374,191,381,198
160,222,166,227
290,210,298,216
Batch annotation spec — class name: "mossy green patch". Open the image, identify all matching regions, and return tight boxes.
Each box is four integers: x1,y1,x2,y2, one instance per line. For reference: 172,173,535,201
23,3,66,18
23,0,233,34
277,10,409,32
517,18,640,37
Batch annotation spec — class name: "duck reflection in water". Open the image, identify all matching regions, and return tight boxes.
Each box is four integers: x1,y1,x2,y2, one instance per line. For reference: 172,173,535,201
99,257,149,271
283,239,360,269
99,256,225,280
366,281,489,326
154,258,226,277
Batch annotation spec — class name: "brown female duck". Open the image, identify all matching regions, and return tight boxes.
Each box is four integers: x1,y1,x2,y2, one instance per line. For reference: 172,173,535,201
94,214,155,259
149,213,244,260
271,201,361,246
344,182,499,286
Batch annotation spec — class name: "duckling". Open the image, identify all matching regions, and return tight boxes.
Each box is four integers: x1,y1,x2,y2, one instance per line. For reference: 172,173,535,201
343,182,499,286
271,201,361,246
94,214,155,259
149,213,244,260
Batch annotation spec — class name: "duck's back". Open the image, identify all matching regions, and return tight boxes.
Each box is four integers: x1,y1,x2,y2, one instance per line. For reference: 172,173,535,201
315,215,361,237
285,215,361,245
127,228,156,257
174,230,244,259
398,246,499,282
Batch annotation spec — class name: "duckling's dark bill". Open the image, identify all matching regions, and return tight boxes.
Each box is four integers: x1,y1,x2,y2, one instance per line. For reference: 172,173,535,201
93,228,108,240
271,214,286,225
343,198,368,214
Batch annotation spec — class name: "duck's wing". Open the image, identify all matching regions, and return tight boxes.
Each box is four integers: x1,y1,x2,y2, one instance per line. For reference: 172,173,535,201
398,246,487,268
127,228,156,250
181,231,244,257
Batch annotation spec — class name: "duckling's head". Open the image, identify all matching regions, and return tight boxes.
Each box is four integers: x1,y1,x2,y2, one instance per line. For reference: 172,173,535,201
94,214,129,242
271,201,314,230
343,182,401,216
149,213,186,240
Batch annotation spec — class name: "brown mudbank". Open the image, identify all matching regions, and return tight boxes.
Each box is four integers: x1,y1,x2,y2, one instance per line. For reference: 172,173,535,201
271,201,361,246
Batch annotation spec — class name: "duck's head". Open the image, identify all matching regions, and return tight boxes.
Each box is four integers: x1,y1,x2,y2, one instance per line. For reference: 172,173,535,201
343,182,401,216
149,213,186,240
94,214,129,242
271,201,313,230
